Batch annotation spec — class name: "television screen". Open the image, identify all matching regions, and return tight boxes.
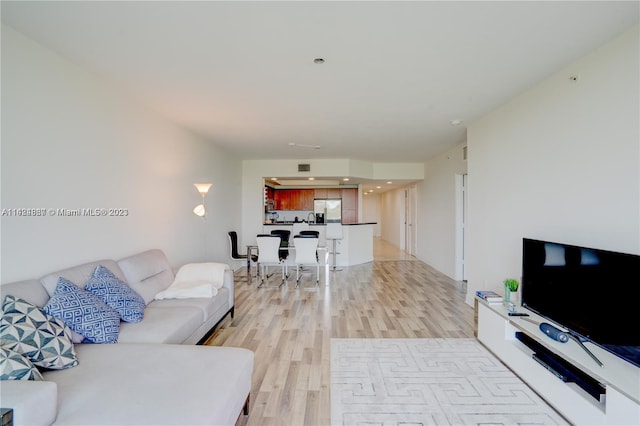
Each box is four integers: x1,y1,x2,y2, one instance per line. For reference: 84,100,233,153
522,238,640,368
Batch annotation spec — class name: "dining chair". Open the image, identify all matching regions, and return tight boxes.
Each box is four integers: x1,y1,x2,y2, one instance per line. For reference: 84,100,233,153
256,234,285,288
299,230,319,238
299,230,320,261
291,222,310,247
270,229,291,277
228,231,258,278
293,235,320,288
269,229,291,260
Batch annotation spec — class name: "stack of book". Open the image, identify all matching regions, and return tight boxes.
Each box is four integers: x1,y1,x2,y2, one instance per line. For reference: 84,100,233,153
476,290,503,303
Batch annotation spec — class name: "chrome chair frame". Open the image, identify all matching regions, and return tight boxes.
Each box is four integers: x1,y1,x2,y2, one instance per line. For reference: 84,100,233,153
325,222,343,272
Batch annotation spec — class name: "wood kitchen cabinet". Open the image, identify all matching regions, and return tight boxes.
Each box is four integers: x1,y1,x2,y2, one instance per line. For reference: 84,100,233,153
341,188,358,224
326,188,341,198
299,189,314,210
314,188,327,199
273,188,356,214
341,189,357,209
274,189,314,210
273,190,289,210
342,209,357,224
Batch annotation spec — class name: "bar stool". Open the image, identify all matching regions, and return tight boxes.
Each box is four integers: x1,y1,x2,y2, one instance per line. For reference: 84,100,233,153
325,222,343,271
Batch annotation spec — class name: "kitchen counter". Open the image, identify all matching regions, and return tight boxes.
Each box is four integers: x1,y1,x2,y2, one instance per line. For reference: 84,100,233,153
262,223,375,266
264,222,376,226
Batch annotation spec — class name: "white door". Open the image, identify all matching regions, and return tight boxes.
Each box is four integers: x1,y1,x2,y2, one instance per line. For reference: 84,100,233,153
462,174,468,281
404,186,417,256
455,174,468,281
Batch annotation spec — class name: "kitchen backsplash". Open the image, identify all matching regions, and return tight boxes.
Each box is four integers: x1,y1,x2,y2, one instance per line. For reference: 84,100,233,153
265,210,315,223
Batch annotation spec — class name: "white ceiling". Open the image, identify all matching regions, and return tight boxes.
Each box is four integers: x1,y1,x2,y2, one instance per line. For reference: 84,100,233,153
2,1,638,168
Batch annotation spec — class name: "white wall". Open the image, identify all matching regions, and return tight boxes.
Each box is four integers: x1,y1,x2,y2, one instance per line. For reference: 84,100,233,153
466,25,639,305
362,193,381,237
0,26,242,283
415,142,467,279
380,188,405,249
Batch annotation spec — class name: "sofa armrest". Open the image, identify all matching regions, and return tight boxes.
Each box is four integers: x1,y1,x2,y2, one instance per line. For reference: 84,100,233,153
0,380,58,426
222,269,234,309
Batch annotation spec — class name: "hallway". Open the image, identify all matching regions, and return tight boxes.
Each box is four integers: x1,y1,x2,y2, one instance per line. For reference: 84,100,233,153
372,237,416,262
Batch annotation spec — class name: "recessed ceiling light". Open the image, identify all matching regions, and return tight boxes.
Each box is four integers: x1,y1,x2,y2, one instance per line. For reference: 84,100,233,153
376,186,381,189
450,119,463,126
308,177,315,181
313,58,325,64
386,181,393,184
343,178,349,182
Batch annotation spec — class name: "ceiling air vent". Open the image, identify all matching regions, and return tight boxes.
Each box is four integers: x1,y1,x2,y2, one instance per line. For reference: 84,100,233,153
463,146,468,161
298,164,311,172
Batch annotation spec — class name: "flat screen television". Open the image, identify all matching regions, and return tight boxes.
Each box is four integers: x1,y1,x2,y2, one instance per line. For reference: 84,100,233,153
521,238,640,368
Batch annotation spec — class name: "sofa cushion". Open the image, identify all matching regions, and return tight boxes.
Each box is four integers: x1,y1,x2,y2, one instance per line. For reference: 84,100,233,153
43,343,254,426
0,347,44,381
84,265,146,323
118,250,175,304
0,279,50,308
40,259,125,297
117,306,202,344
149,288,229,322
1,295,78,370
43,278,120,344
0,380,58,426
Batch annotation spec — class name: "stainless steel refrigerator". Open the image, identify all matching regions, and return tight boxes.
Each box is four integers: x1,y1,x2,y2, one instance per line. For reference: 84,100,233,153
314,199,341,223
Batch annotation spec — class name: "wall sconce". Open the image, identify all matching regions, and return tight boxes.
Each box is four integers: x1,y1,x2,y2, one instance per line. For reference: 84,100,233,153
193,183,212,219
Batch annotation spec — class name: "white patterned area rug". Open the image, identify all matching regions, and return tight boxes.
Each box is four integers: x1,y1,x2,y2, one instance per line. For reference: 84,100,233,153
331,338,568,426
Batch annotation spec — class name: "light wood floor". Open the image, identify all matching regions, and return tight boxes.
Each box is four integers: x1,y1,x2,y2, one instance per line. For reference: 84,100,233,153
206,238,474,426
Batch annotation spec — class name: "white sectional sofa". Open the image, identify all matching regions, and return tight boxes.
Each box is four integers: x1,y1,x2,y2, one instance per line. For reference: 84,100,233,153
0,249,254,426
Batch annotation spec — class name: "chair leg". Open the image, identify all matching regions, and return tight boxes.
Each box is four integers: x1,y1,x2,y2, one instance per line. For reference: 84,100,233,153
295,264,320,289
265,264,285,288
257,264,265,288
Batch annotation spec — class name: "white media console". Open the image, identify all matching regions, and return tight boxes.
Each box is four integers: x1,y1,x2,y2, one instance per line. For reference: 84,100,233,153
475,298,640,425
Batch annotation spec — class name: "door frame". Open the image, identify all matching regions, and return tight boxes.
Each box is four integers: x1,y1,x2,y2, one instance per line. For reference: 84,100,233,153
404,185,417,256
455,174,468,281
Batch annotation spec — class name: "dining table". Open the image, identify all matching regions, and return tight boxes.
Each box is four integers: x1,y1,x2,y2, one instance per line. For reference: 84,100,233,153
246,243,328,281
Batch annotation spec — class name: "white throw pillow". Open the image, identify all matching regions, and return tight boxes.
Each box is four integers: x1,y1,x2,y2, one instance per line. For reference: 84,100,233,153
155,280,218,300
173,262,228,289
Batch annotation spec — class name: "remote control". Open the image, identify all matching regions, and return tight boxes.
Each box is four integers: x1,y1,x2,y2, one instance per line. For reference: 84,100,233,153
508,312,530,317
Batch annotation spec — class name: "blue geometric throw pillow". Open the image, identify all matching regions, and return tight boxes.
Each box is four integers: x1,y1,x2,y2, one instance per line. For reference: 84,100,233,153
84,265,145,323
0,295,78,370
43,277,120,344
0,347,44,381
